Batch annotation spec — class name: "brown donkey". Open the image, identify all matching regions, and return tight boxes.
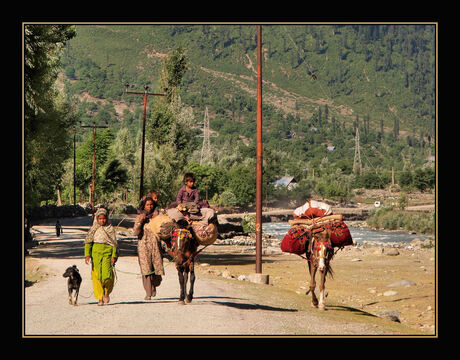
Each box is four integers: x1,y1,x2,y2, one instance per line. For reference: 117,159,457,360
307,227,334,310
167,228,199,305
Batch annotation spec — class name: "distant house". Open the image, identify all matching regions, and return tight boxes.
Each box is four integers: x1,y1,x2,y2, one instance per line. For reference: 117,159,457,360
272,176,298,190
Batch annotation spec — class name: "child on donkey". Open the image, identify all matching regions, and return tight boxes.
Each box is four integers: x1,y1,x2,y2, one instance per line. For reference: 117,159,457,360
166,173,216,227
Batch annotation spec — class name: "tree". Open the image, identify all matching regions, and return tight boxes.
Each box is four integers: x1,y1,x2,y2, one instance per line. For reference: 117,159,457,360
75,129,114,198
413,168,435,192
24,24,77,206
227,164,256,207
147,47,194,158
397,169,413,189
101,159,128,194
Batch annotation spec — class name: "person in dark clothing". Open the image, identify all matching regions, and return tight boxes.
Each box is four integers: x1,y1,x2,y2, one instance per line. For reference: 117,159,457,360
56,219,63,237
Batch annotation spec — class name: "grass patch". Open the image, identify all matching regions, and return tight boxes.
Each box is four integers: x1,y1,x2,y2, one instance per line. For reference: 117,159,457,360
366,206,434,234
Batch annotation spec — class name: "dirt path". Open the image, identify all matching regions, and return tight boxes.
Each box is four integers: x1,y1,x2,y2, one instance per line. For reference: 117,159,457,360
24,219,430,337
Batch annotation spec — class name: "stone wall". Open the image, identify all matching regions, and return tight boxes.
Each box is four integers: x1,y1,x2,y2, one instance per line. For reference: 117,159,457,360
25,202,138,221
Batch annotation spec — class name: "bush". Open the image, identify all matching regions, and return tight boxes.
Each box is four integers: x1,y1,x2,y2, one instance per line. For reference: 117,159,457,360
227,165,256,206
218,190,237,207
241,213,256,233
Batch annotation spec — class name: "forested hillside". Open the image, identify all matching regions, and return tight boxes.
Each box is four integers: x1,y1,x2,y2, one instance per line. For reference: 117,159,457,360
31,24,436,208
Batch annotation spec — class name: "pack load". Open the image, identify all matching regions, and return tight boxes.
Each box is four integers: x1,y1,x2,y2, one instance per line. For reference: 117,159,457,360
281,201,353,255
293,199,332,219
280,225,310,255
144,214,178,241
191,222,218,246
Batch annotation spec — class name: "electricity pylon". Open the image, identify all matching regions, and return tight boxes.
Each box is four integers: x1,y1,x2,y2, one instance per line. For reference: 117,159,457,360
353,127,362,175
200,107,212,165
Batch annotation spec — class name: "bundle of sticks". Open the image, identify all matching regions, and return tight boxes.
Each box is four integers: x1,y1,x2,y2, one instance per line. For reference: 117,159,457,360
288,214,343,228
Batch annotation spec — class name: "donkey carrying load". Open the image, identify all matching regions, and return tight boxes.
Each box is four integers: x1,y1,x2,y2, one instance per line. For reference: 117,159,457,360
146,204,218,305
281,208,353,310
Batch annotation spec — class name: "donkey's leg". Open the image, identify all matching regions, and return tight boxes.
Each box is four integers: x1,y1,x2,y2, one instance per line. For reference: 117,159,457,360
309,263,318,308
318,268,327,311
186,263,195,303
183,268,189,302
177,268,186,304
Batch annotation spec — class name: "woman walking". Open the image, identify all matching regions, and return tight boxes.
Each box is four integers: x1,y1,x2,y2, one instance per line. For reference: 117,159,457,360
133,196,165,300
84,208,118,306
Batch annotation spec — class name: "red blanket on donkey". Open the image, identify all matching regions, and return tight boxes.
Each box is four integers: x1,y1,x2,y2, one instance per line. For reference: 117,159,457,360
280,226,310,255
328,221,353,247
281,221,353,255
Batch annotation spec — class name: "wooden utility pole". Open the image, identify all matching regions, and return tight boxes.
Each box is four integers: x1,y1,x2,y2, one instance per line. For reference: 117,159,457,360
68,127,80,211
256,25,263,275
81,121,109,217
124,83,166,200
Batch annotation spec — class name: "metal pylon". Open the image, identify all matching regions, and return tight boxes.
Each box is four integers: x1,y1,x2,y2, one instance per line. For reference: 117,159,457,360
353,127,362,175
200,107,212,165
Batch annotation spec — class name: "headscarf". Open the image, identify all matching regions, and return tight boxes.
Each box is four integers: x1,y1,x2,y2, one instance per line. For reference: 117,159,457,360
85,208,118,248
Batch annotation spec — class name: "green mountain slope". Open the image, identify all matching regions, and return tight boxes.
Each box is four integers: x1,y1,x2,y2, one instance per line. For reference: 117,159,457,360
61,23,436,189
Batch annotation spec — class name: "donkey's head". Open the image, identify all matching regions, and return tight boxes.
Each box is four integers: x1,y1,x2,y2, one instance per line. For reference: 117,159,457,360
311,227,332,271
171,228,196,265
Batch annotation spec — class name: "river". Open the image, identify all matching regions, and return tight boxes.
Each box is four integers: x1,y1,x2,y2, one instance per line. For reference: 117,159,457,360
263,222,433,244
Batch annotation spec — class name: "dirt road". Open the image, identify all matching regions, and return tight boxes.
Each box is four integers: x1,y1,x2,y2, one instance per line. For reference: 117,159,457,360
23,218,429,337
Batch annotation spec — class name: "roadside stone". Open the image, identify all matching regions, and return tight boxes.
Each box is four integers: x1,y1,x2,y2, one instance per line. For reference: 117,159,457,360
387,280,416,287
222,270,233,279
378,310,401,322
383,290,398,296
385,248,400,256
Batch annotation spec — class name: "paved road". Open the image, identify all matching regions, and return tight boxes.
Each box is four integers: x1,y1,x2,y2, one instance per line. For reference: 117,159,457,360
24,221,390,336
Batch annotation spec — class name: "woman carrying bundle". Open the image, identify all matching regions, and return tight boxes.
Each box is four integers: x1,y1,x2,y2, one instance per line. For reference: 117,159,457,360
133,196,165,300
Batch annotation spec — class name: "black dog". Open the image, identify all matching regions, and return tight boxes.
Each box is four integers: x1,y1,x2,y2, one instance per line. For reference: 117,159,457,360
63,265,82,306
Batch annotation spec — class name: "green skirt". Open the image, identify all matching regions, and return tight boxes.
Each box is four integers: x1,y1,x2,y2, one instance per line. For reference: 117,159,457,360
86,243,116,300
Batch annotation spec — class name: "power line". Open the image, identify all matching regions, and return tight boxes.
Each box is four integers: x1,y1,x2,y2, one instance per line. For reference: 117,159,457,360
282,25,331,101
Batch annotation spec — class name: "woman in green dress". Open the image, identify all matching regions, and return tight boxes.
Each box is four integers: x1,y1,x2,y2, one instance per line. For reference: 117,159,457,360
84,208,118,306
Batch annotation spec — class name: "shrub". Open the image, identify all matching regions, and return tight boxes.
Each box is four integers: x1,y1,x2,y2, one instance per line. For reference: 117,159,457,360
219,190,237,207
241,213,256,233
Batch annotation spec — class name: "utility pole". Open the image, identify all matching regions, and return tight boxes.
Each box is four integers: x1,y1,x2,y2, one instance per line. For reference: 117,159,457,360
124,83,166,200
255,25,265,281
81,121,109,217
68,127,80,212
